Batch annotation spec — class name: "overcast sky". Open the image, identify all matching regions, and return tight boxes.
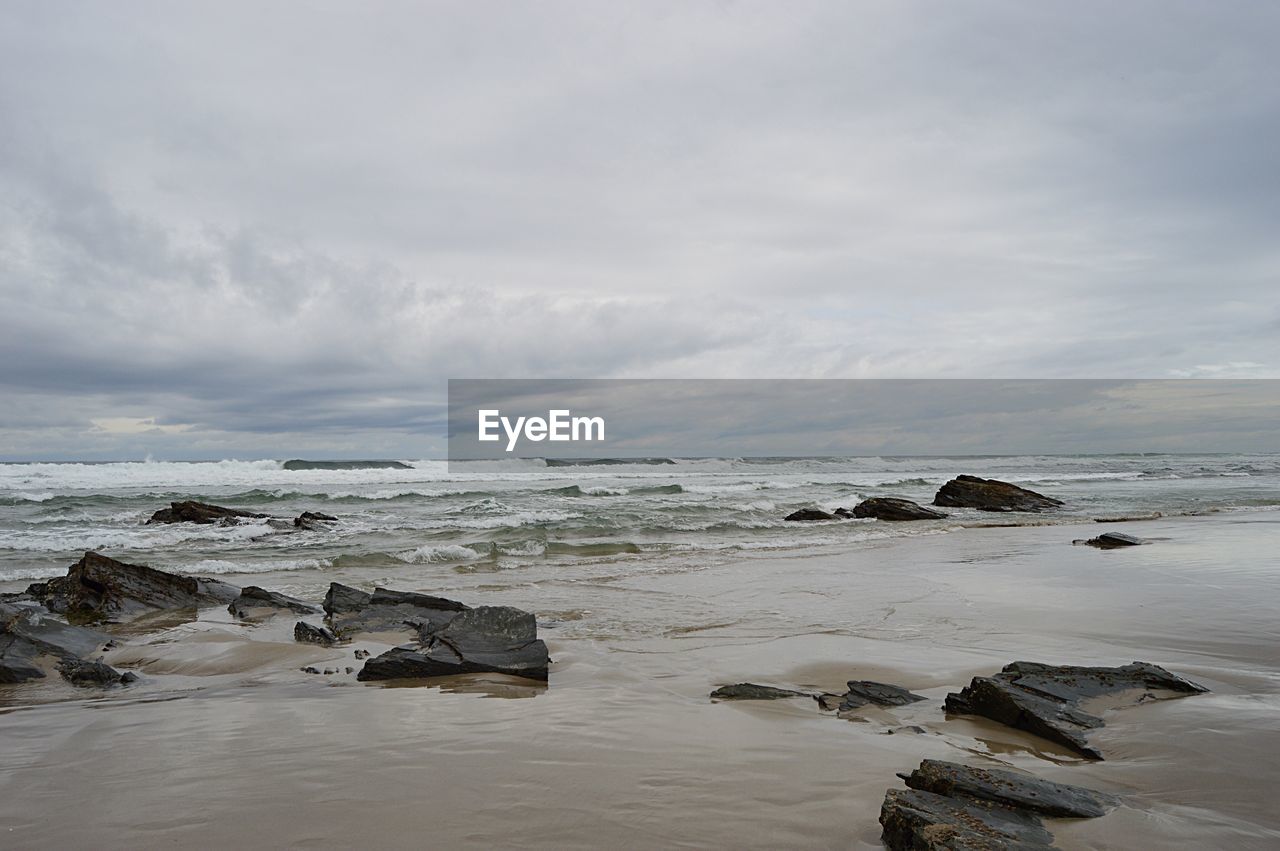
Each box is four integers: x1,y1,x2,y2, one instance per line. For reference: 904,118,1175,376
2,2,1278,460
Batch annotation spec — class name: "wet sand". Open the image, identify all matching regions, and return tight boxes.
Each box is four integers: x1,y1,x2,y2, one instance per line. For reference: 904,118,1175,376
2,513,1279,848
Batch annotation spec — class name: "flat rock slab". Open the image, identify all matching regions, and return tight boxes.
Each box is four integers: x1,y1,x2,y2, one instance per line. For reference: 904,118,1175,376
710,683,813,700
945,661,1208,759
147,501,267,524
26,552,239,622
902,759,1119,819
1,603,115,684
841,680,928,708
324,583,470,637
880,787,1056,849
228,586,322,618
358,605,549,682
850,498,948,521
881,758,1116,849
933,475,1064,513
1076,532,1145,549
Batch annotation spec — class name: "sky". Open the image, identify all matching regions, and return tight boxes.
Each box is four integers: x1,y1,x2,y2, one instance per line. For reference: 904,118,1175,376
1,1,1278,460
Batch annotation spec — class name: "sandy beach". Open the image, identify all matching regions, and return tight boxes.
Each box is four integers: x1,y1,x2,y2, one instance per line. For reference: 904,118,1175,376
3,510,1277,849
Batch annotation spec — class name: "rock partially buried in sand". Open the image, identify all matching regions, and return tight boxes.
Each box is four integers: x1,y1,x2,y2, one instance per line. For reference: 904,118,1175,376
358,605,549,682
294,621,340,646
1076,532,1145,549
850,498,948,521
840,680,928,708
944,661,1208,759
901,759,1119,819
58,657,136,686
880,759,1116,849
26,552,241,622
784,508,837,522
932,475,1064,512
228,586,322,618
323,582,471,637
147,500,268,525
710,683,813,700
1,601,118,684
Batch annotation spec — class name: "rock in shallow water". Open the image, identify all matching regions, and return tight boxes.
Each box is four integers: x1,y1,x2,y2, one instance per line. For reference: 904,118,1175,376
147,501,268,525
710,683,812,700
933,475,1064,513
784,508,837,522
1076,532,1145,549
944,661,1208,759
358,605,549,682
850,498,948,521
902,759,1119,818
880,758,1117,849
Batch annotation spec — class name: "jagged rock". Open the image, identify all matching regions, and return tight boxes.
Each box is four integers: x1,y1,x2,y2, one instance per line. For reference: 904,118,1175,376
358,605,549,682
851,498,948,521
294,511,338,531
710,683,812,700
880,787,1056,849
944,661,1208,759
58,657,133,686
901,759,1119,819
933,475,1064,512
841,680,928,708
228,586,321,618
1076,532,1144,549
146,501,268,525
784,508,837,522
323,583,470,637
294,621,339,646
353,649,370,660
26,552,238,622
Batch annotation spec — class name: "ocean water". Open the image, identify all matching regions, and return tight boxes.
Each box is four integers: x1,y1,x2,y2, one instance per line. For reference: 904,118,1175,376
2,454,1278,584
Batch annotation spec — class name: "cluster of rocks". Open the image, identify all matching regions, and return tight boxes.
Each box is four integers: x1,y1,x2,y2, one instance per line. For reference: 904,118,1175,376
784,475,1063,523
712,659,1208,846
146,500,339,531
1,550,550,690
881,759,1117,849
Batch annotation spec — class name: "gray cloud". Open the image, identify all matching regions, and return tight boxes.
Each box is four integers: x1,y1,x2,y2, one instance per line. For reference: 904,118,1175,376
1,1,1278,459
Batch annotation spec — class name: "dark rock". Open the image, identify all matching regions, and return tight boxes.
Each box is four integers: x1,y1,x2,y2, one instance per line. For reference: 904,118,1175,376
932,475,1064,513
58,657,132,686
195,578,242,605
880,787,1055,849
1076,532,1144,549
784,508,837,522
146,501,268,525
902,759,1119,819
228,586,322,618
26,552,237,622
283,459,411,470
710,683,812,700
294,511,339,530
294,621,339,646
851,498,948,522
1,602,114,684
324,582,470,637
885,726,927,735
0,634,47,683
839,680,929,709
1094,513,1162,523
344,667,353,674
301,666,321,674
944,661,1208,759
358,605,549,682
353,649,370,660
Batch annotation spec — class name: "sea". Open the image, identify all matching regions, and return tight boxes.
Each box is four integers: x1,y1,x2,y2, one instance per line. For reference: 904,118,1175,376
2,453,1278,585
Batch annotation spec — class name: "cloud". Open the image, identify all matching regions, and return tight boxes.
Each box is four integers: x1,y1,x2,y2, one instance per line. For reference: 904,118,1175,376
1,2,1278,458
